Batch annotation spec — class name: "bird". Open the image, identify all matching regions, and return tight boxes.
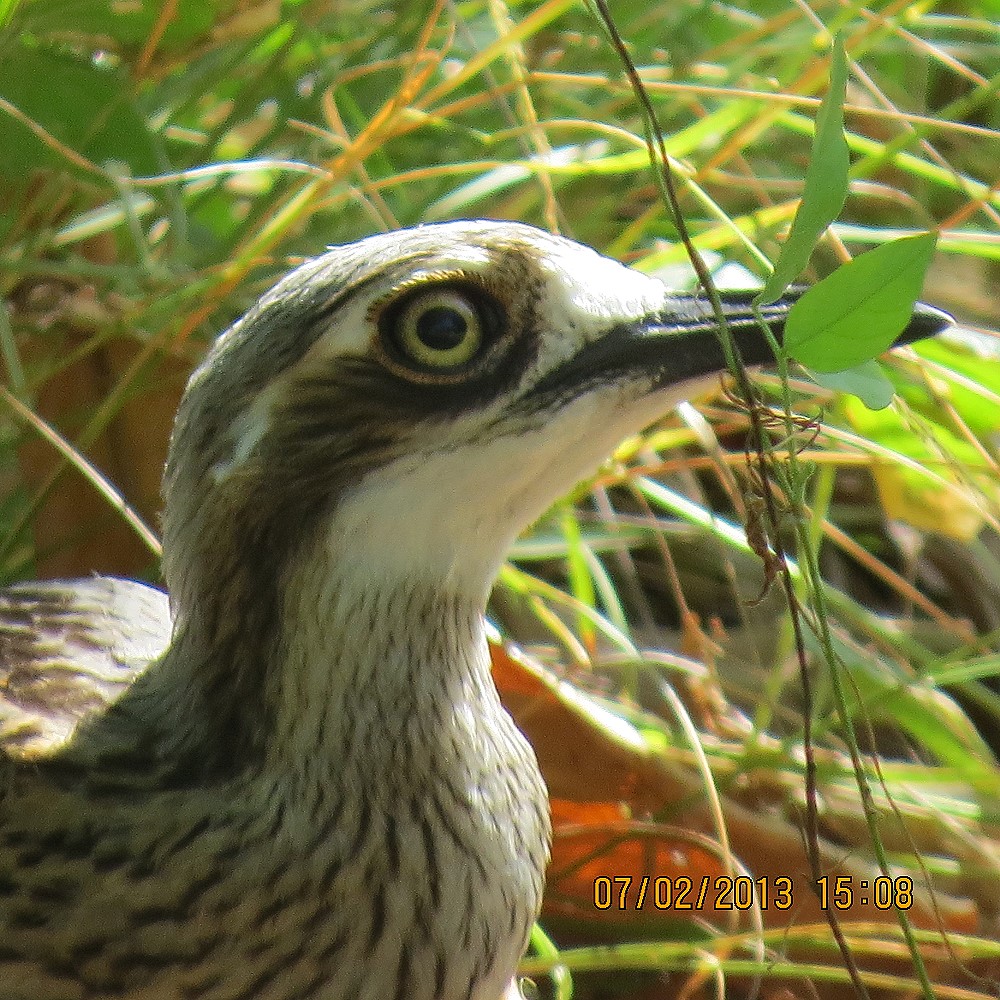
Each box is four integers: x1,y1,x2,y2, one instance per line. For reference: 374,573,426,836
0,220,950,1000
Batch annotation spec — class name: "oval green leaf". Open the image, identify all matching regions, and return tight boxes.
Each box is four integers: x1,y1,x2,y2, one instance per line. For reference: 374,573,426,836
784,233,938,373
757,34,849,303
810,360,895,410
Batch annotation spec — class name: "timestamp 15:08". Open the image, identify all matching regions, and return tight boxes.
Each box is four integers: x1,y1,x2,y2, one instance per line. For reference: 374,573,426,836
816,875,913,910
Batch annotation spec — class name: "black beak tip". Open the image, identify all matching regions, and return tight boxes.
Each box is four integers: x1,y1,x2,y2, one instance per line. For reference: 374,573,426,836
898,301,954,347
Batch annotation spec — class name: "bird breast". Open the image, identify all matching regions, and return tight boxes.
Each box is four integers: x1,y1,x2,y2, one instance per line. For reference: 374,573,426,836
1,567,550,1000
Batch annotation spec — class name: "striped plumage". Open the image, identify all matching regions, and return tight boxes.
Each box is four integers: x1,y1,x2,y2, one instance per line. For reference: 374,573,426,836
0,221,950,999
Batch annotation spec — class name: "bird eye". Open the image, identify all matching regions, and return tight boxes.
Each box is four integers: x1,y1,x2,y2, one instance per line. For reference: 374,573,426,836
391,288,484,369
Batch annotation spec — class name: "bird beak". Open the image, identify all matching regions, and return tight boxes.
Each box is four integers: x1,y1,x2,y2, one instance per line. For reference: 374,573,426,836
531,290,952,399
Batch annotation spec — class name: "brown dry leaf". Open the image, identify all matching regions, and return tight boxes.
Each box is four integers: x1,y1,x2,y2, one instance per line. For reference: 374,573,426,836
546,816,729,927
490,638,668,808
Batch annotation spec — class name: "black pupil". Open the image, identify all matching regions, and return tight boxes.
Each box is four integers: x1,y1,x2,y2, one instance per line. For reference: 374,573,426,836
416,305,468,351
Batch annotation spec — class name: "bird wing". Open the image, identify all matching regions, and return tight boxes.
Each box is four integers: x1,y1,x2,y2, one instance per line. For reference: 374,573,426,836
0,577,171,761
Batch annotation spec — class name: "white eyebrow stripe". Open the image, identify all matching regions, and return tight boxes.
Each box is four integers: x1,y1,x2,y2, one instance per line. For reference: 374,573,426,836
210,383,282,485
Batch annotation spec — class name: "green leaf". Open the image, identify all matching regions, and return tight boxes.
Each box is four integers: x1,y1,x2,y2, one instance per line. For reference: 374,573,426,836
810,360,895,409
784,233,938,373
16,0,215,48
0,44,161,181
757,34,849,303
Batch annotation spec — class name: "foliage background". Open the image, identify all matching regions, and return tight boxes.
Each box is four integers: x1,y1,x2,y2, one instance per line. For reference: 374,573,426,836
1,0,999,997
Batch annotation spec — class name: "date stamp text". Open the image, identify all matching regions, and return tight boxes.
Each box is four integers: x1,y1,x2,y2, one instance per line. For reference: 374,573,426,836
593,875,914,911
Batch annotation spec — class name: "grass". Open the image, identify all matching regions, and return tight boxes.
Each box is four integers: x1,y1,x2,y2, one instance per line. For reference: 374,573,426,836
1,0,999,996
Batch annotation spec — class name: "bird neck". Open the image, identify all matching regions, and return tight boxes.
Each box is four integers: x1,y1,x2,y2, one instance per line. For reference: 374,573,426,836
268,552,501,782
150,521,503,787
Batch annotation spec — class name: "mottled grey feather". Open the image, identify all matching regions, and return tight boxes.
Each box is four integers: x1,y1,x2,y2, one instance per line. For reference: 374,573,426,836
0,578,170,760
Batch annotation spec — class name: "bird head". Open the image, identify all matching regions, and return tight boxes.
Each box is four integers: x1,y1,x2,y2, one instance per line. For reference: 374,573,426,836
163,220,948,621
